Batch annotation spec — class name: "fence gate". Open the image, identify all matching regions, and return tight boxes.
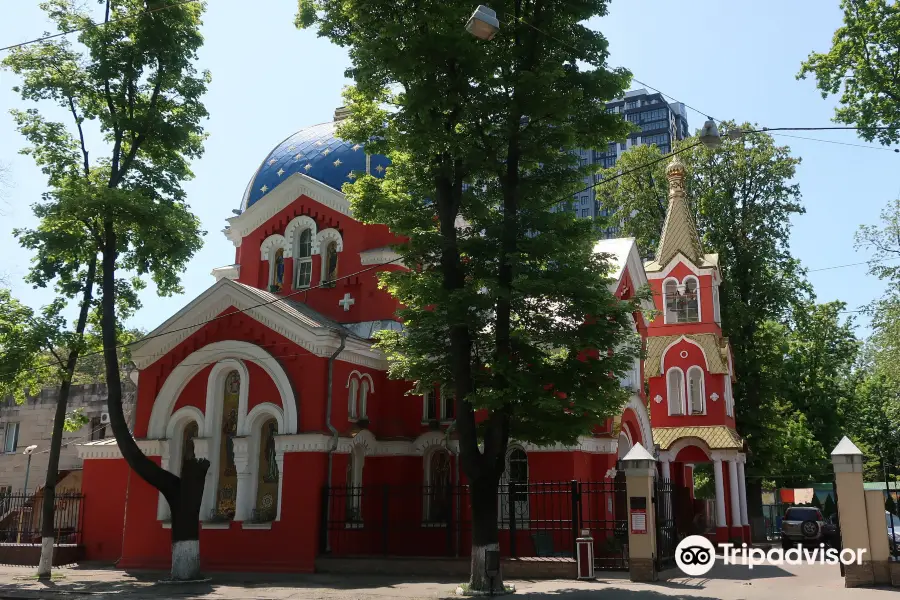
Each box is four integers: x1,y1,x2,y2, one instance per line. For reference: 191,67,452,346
654,478,677,571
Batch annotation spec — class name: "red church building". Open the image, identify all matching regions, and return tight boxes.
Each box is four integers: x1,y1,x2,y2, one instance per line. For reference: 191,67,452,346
76,111,748,573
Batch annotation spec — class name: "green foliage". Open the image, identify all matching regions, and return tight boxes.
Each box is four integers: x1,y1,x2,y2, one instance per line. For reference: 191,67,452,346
301,0,644,450
692,464,714,500
63,407,89,432
798,0,900,145
0,289,66,402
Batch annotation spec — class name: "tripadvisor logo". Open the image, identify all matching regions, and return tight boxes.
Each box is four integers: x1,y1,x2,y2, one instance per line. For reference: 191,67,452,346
675,535,867,577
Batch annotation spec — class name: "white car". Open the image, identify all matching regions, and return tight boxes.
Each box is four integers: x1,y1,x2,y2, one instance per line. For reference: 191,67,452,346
887,511,900,556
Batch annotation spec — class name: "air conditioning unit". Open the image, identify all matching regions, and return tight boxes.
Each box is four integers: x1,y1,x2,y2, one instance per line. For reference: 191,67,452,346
100,412,110,425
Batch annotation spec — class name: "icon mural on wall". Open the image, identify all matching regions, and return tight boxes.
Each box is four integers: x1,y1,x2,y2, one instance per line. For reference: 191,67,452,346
216,370,241,519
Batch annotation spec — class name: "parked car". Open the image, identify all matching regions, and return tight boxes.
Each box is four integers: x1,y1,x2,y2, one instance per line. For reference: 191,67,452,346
781,506,826,550
886,511,900,556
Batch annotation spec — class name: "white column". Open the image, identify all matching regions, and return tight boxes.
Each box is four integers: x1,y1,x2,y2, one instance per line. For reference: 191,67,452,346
713,458,726,528
193,437,214,520
728,459,742,528
275,450,285,521
157,440,172,521
232,437,252,521
737,458,749,526
661,459,672,481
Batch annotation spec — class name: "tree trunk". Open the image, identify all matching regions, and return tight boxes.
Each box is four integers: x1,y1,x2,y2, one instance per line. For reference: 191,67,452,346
37,258,97,579
99,220,208,580
468,474,504,593
169,458,209,580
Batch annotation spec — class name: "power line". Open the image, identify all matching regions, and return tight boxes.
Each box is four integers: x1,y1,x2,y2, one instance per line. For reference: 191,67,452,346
770,132,899,153
0,0,202,54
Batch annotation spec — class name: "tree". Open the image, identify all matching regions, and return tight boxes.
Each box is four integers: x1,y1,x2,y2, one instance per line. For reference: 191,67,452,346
598,126,811,508
299,0,641,590
797,0,900,146
3,0,209,580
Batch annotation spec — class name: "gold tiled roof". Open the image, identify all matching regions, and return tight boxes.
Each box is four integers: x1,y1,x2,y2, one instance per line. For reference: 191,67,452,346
653,157,703,268
644,333,730,377
653,426,744,450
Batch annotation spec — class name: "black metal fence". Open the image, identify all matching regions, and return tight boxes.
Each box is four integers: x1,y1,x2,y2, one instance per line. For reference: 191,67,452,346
655,478,678,571
321,480,628,570
0,491,84,545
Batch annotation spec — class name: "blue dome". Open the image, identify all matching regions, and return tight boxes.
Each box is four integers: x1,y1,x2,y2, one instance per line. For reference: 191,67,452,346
241,121,391,209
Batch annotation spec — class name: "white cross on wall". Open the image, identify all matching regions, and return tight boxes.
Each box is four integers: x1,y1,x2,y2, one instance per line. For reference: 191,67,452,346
338,293,355,312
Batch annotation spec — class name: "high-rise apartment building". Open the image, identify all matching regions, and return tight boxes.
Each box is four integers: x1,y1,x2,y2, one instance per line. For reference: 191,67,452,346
556,89,689,235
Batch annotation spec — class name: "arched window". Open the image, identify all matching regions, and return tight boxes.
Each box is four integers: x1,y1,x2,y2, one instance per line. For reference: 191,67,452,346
682,278,699,322
359,379,369,420
667,368,684,416
214,370,240,521
323,240,339,287
294,229,313,289
253,418,279,522
688,367,704,415
345,448,364,522
664,280,679,323
501,447,529,526
425,448,451,523
664,278,700,323
180,421,199,474
348,378,359,420
269,247,285,292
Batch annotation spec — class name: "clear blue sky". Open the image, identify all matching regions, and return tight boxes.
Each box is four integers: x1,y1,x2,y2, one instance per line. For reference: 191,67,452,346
1,0,898,336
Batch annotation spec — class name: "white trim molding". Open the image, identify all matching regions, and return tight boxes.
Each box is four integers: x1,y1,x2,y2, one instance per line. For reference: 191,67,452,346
129,278,387,371
227,174,346,247
147,341,297,440
284,214,320,257
621,395,653,449
210,264,240,282
76,439,162,460
359,247,404,267
260,234,289,262
316,228,343,253
659,335,710,375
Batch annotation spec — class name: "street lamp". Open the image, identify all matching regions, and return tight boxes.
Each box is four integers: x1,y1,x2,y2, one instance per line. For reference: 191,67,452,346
698,118,721,148
466,5,500,40
17,445,37,544
22,445,37,494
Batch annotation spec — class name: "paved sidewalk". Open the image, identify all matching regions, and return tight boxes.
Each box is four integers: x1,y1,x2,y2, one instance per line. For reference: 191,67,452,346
1,562,898,599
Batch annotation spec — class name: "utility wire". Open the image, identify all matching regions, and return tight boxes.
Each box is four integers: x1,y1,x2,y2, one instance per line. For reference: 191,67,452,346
0,0,202,54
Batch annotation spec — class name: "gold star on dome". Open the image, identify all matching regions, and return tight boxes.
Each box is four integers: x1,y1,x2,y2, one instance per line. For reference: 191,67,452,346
304,163,312,171
352,144,362,151
294,153,303,161
287,145,296,152
260,184,269,193
375,164,385,173
268,159,277,166
315,140,324,147
322,148,331,156
348,172,357,180
333,158,342,167
277,168,285,177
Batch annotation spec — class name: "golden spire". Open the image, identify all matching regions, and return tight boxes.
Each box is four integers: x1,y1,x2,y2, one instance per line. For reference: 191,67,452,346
655,155,703,266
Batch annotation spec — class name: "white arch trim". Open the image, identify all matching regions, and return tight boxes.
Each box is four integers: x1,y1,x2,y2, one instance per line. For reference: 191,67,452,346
346,370,375,394
148,340,298,439
666,366,686,416
659,335,710,374
204,359,250,439
158,406,205,521
245,402,286,521
259,234,288,262
316,228,344,253
284,215,319,257
660,436,713,463
412,431,450,456
622,395,653,450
